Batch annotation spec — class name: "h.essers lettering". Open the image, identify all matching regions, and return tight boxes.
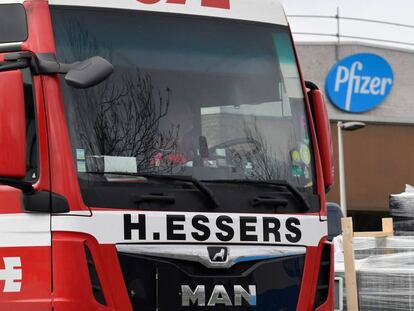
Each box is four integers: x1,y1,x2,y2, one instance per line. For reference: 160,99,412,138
123,213,302,244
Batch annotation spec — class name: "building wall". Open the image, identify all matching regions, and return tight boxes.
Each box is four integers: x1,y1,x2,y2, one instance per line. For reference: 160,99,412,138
328,122,414,211
296,43,414,211
297,44,414,123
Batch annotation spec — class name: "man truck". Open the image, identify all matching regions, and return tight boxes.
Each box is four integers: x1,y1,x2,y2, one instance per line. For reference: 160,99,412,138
0,0,335,310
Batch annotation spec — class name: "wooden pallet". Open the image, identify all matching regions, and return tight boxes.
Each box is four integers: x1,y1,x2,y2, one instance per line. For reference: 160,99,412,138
341,217,394,311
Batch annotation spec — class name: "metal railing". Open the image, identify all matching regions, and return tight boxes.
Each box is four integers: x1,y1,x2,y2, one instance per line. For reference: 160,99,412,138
287,12,414,48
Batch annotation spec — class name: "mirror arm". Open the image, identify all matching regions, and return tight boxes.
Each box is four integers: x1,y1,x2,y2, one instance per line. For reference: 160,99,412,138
1,52,113,88
0,51,32,72
34,53,79,74
33,53,69,74
33,54,80,74
0,52,57,74
305,80,319,91
5,52,74,75
58,62,76,74
4,51,33,62
1,52,98,75
0,177,35,194
0,59,29,72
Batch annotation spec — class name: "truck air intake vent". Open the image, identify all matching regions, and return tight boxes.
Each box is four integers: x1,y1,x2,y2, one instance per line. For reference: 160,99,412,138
117,251,305,311
314,243,332,309
85,245,107,306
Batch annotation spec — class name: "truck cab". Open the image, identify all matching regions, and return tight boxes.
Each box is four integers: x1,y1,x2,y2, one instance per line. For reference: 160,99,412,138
0,0,334,310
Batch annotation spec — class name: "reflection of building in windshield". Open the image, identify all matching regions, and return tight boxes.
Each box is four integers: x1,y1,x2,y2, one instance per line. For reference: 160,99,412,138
200,102,298,181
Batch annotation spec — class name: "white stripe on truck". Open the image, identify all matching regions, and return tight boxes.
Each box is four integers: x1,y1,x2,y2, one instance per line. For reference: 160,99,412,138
52,211,327,246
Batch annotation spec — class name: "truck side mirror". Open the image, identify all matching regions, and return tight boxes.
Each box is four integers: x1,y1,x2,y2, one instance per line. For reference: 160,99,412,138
2,53,114,89
64,56,114,89
306,81,334,191
327,202,343,240
0,70,26,178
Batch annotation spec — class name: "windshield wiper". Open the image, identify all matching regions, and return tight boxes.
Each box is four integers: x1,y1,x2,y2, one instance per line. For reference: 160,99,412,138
86,172,219,209
202,179,311,212
140,174,220,209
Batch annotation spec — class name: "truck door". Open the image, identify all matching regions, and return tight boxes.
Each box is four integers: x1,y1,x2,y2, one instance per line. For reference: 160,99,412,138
0,4,52,308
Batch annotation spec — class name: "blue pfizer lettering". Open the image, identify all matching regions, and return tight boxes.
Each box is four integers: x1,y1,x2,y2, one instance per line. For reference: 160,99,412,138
325,53,393,113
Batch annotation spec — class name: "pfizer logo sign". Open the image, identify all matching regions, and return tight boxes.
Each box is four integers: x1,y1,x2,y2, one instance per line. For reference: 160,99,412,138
325,53,393,113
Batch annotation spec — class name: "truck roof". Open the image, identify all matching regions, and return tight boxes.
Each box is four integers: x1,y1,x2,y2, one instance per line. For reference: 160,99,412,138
1,0,288,26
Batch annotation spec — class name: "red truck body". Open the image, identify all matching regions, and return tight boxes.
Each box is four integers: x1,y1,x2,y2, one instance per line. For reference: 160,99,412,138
0,1,335,310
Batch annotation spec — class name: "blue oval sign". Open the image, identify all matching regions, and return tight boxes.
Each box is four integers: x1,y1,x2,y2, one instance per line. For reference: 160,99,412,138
325,53,394,113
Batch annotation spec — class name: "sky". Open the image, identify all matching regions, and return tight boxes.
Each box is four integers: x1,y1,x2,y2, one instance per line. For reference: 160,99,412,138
280,0,414,50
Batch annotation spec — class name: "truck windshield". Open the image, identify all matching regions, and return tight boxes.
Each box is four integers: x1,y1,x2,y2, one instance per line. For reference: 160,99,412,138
51,7,315,193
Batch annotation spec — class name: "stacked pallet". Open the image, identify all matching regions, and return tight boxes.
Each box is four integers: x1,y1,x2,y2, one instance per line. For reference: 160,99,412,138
335,236,414,310
390,185,414,236
334,186,414,310
334,218,414,310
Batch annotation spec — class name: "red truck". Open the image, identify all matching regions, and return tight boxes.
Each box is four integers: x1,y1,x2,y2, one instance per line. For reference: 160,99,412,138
0,0,335,310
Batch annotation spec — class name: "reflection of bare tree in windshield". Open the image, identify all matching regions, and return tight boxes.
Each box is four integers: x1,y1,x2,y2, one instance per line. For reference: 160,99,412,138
60,20,180,173
241,121,288,181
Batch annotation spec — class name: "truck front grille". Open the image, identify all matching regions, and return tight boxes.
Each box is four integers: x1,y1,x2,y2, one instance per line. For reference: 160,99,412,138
118,247,305,310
